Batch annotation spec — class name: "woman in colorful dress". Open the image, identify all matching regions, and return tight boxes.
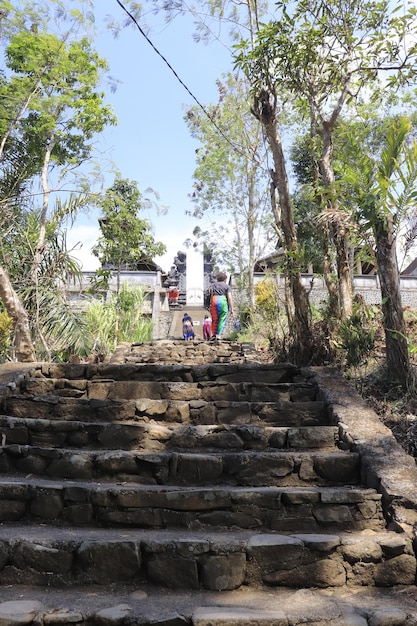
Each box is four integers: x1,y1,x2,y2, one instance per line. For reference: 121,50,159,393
182,313,195,340
209,272,234,340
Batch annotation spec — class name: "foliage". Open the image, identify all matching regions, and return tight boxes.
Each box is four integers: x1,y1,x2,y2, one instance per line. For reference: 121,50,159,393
83,284,153,360
254,276,288,348
337,297,377,369
235,0,417,321
117,282,153,343
0,310,13,362
0,1,116,361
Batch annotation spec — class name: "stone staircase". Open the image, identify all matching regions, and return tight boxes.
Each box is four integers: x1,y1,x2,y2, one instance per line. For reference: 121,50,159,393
0,340,417,624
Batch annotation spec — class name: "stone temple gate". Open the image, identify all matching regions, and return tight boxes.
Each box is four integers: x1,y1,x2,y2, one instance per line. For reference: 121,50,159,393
163,247,215,309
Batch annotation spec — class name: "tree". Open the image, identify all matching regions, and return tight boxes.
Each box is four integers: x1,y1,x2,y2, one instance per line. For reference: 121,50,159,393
235,0,417,319
92,177,166,345
342,116,417,386
185,74,275,309
0,1,116,360
233,67,312,350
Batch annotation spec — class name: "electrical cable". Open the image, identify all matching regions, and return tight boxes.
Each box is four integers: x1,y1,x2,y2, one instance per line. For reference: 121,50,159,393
114,0,246,156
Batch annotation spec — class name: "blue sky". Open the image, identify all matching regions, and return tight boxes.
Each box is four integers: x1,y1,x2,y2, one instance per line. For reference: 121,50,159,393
67,2,233,272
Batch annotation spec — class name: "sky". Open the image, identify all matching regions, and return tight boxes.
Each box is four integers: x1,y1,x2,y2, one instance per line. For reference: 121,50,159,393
66,1,234,273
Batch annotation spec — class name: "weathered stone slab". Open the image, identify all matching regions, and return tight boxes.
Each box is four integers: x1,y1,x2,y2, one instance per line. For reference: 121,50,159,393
373,554,416,586
147,555,199,589
200,553,246,591
193,607,288,625
77,540,141,583
12,541,73,574
263,558,346,587
0,600,44,626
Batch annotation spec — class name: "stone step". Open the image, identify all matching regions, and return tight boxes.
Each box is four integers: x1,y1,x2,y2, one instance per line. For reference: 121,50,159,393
0,447,361,486
0,416,340,451
0,525,412,590
20,378,318,403
0,586,417,626
1,396,329,426
20,360,300,384
0,478,384,531
125,339,261,365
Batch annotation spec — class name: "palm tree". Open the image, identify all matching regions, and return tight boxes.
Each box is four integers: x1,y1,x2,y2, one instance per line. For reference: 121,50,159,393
344,116,417,386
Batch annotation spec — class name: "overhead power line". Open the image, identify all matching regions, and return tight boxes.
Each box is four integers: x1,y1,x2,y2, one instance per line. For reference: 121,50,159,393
114,0,245,155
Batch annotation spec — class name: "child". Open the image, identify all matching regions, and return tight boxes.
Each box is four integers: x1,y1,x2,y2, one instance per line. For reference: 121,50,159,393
203,314,212,340
182,312,195,340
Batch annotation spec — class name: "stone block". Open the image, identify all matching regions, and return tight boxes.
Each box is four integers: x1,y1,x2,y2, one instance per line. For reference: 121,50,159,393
98,423,144,449
268,428,288,449
313,504,354,525
171,453,224,484
288,426,337,449
368,609,408,626
247,534,306,573
342,539,383,564
136,398,169,416
227,453,294,486
147,554,199,589
264,558,346,587
292,534,340,552
24,379,56,395
95,450,138,475
282,490,320,505
200,553,246,590
77,540,141,584
0,600,44,626
314,454,360,483
16,454,47,475
0,500,26,521
1,425,28,445
194,404,216,424
100,508,162,527
0,542,8,570
13,541,74,574
374,554,417,586
217,403,252,425
30,493,63,520
66,503,93,525
165,402,190,423
199,430,245,450
47,454,94,480
193,607,288,626
201,384,241,402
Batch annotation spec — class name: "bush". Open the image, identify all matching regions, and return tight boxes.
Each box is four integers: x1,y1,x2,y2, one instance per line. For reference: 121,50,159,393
0,310,13,362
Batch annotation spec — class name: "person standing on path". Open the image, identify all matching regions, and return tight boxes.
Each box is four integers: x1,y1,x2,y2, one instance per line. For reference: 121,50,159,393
203,314,212,340
182,312,195,340
209,272,234,340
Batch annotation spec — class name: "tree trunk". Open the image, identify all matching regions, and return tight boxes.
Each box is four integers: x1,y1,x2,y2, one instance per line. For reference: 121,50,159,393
320,124,352,317
374,216,410,386
253,91,311,344
247,174,256,310
322,232,339,318
0,266,35,362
